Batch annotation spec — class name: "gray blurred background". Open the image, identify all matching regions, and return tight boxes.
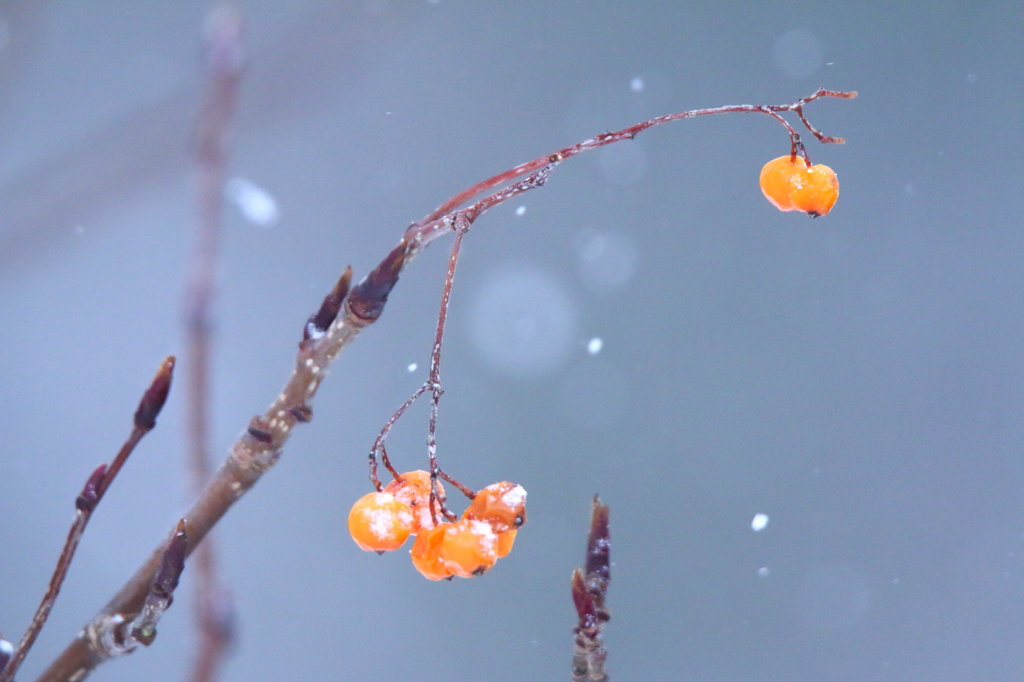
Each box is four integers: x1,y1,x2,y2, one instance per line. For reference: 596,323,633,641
1,2,1022,680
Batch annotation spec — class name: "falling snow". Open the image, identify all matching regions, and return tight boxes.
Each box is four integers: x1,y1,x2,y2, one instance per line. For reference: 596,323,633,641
226,177,280,226
304,322,325,340
751,513,770,532
587,337,603,355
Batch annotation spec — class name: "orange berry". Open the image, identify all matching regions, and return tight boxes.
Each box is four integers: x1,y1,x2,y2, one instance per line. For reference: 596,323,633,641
410,523,454,580
463,481,527,532
385,470,446,533
347,491,413,552
759,155,839,217
438,519,499,578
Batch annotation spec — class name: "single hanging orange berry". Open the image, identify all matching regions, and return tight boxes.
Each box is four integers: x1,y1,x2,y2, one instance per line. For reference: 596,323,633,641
385,470,446,533
462,481,527,532
759,155,839,217
347,491,414,552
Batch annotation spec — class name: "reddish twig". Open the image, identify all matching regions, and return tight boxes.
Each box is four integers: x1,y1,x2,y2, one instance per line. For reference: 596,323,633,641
38,88,852,680
183,7,245,682
423,217,478,518
0,357,174,682
367,215,477,522
571,496,611,682
404,89,856,254
369,389,427,489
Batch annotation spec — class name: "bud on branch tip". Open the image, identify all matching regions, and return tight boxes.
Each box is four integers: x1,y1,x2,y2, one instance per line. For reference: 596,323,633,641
584,496,611,584
347,240,409,322
134,356,176,430
153,519,188,603
303,266,352,343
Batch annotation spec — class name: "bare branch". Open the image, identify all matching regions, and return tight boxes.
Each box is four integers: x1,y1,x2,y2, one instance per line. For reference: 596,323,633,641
36,249,403,680
0,357,175,682
76,520,189,663
405,89,856,254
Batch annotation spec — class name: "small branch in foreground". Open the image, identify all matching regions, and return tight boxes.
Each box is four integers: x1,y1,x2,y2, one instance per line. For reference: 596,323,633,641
183,6,245,681
572,496,611,682
0,356,175,682
38,246,406,681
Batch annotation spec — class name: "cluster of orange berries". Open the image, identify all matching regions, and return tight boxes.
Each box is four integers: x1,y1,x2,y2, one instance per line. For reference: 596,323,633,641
348,470,526,580
759,154,839,217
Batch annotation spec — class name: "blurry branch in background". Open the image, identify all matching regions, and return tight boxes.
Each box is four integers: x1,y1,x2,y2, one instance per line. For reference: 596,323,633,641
182,7,245,682
0,5,362,271
0,357,175,682
571,497,611,682
34,39,854,674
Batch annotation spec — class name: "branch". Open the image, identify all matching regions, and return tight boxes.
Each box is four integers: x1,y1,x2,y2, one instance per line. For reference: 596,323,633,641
571,496,611,682
368,214,477,523
75,520,189,664
0,357,174,682
403,88,856,255
183,7,245,681
37,89,853,680
36,247,405,681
